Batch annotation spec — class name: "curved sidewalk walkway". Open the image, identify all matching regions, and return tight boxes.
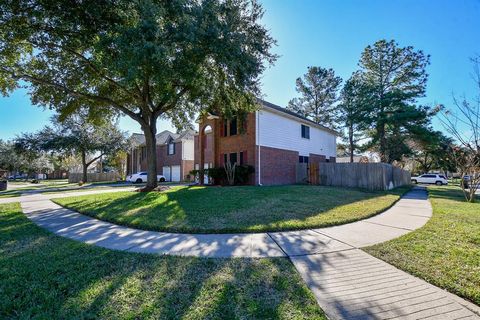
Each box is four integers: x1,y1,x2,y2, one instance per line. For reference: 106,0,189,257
18,187,480,319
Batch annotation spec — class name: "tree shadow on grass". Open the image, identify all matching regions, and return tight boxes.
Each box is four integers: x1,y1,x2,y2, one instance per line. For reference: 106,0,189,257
54,185,410,234
427,186,479,202
0,206,324,319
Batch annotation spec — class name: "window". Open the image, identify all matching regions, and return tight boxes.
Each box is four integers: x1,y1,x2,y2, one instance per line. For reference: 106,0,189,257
223,120,228,137
140,172,147,176
230,118,238,136
167,140,175,155
240,151,244,165
224,153,228,165
229,152,238,165
299,156,309,163
301,124,310,139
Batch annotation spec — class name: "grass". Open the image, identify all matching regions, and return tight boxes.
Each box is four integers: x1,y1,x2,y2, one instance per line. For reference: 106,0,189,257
53,185,409,233
0,202,325,319
366,186,480,306
0,192,20,199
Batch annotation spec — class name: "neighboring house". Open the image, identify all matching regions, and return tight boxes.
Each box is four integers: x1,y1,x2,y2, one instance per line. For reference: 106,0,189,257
126,130,195,182
194,99,338,185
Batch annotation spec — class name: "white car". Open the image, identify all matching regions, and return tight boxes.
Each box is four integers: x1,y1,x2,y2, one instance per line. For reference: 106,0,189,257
127,172,166,183
411,174,448,185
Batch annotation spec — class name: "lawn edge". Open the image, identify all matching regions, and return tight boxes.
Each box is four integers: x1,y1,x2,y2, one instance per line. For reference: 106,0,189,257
363,186,480,310
51,185,412,235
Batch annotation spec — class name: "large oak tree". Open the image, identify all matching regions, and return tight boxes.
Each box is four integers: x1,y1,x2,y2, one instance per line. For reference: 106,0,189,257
16,113,128,183
0,0,276,189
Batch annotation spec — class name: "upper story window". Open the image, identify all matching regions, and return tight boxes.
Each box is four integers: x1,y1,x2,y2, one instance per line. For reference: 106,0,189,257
167,139,175,155
230,117,238,136
299,156,309,163
301,124,310,139
222,117,242,136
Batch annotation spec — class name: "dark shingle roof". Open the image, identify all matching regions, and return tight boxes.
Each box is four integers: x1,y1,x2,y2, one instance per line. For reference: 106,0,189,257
129,129,194,147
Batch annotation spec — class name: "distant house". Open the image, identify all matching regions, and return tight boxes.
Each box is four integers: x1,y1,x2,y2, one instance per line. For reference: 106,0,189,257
336,152,380,164
194,100,338,185
126,130,195,182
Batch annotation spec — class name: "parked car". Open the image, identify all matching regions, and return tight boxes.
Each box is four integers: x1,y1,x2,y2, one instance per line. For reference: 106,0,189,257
126,172,166,183
411,174,448,185
8,174,27,180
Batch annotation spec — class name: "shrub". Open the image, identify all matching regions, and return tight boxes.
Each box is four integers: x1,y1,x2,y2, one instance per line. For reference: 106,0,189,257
189,165,254,185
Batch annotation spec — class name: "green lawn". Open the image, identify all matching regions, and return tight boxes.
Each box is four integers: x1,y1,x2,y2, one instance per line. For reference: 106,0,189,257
366,186,480,306
0,202,324,319
53,185,409,233
0,192,20,199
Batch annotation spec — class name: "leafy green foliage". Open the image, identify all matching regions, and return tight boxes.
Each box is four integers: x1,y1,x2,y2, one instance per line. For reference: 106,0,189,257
15,112,127,182
0,139,52,176
191,165,255,185
0,0,277,188
356,40,435,163
337,72,369,161
287,66,342,129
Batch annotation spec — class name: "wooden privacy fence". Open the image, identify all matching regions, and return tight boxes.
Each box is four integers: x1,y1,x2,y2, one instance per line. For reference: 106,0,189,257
296,162,411,191
68,172,121,183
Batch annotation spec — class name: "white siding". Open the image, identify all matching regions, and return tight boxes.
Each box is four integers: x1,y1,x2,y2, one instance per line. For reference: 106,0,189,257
182,139,194,160
256,109,336,158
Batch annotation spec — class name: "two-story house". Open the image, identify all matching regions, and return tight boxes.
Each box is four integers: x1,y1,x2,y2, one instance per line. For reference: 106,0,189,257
194,100,338,185
127,130,195,182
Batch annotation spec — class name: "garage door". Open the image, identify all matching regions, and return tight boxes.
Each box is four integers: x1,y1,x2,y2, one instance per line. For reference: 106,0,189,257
162,166,171,181
171,165,181,182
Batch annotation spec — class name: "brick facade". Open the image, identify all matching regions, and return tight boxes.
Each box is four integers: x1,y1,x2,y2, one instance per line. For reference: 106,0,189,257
256,146,298,185
127,147,148,174
194,109,336,186
195,113,257,184
309,153,326,164
127,140,193,181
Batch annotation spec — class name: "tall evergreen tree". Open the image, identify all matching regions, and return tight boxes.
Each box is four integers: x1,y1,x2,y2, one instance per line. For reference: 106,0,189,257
338,73,368,162
287,66,342,129
357,40,433,163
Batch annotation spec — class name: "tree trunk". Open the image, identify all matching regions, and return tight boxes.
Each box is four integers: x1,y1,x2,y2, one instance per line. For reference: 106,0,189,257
349,123,354,163
378,122,387,163
81,151,88,183
142,121,158,190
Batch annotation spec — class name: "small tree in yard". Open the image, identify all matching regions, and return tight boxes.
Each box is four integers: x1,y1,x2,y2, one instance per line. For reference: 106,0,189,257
224,161,236,186
0,0,276,190
287,66,342,129
437,56,480,202
16,113,127,183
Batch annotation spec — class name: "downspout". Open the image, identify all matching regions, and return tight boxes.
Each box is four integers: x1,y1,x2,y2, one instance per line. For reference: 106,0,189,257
257,110,262,186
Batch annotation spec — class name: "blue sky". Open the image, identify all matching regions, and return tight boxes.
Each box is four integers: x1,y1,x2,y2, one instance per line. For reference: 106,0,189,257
1,0,479,140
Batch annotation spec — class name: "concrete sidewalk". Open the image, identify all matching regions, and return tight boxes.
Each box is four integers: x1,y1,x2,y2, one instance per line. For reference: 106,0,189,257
17,187,480,319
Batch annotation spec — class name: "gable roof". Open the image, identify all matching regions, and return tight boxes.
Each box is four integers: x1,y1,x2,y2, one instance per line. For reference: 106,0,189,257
129,129,194,147
258,99,339,136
